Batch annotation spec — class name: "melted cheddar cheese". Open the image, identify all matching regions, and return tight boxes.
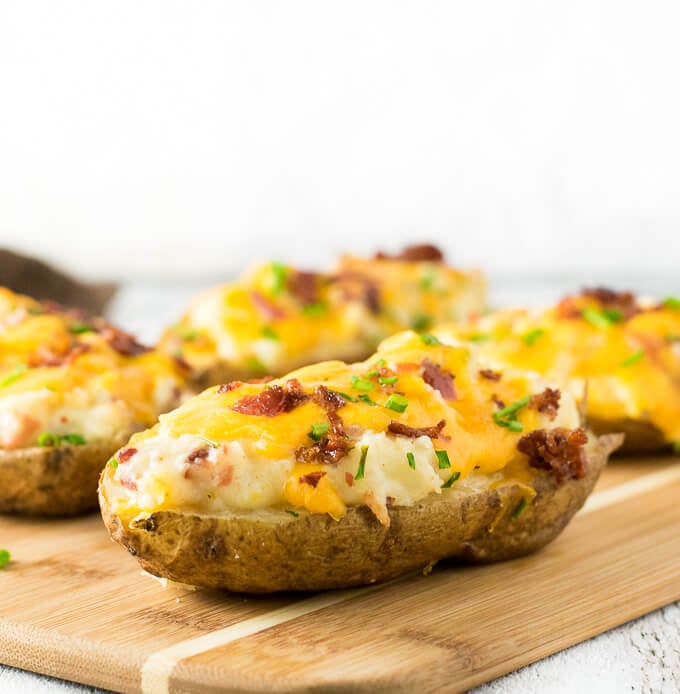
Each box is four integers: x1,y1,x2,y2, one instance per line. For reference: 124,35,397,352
159,249,486,380
0,288,186,449
102,330,581,522
439,292,680,446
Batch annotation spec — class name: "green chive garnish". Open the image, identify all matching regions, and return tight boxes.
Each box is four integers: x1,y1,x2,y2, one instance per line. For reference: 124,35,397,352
175,326,198,341
301,301,328,317
332,390,358,403
522,328,545,346
285,509,300,518
260,325,279,340
620,349,645,367
355,445,368,480
492,395,531,430
69,322,92,335
435,450,451,469
507,420,524,433
411,313,432,332
418,332,441,346
0,549,10,569
663,297,680,310
108,457,119,469
37,432,59,447
441,471,461,488
308,422,330,441
270,262,288,295
0,365,27,388
582,307,621,328
512,498,528,519
468,333,491,343
375,359,387,367
378,376,398,385
367,370,380,378
358,394,378,406
384,394,409,413
60,434,86,446
350,375,374,392
419,268,437,290
406,452,416,470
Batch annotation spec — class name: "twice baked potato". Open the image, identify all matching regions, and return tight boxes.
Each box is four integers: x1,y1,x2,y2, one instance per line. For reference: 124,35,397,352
159,244,486,388
439,288,680,453
0,288,188,515
100,329,620,593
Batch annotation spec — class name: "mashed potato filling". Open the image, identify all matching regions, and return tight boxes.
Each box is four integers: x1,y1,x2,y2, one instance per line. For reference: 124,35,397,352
103,331,582,522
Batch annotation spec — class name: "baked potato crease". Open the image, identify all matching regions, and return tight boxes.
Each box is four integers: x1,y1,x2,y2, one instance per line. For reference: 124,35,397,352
160,244,486,388
100,329,622,593
440,288,680,453
0,287,188,515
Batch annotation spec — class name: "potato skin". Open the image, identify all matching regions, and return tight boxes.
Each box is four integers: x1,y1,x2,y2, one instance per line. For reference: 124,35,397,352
0,434,129,516
100,434,622,593
587,416,668,454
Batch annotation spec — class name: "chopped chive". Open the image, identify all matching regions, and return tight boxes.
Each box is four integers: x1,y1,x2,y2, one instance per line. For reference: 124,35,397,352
507,420,524,433
285,509,300,518
375,358,387,367
260,325,279,340
332,390,358,403
378,376,398,385
406,452,416,470
308,422,330,441
411,313,432,332
367,370,380,378
512,498,528,519
301,301,328,317
493,396,531,421
355,445,369,480
435,450,451,469
384,394,409,413
69,322,92,335
108,457,119,469
196,435,219,448
418,332,441,346
0,549,10,569
175,326,198,341
350,375,374,392
419,268,437,290
441,471,461,488
37,432,59,447
468,333,491,342
522,328,545,346
60,433,86,446
582,307,619,328
0,365,27,388
270,262,288,295
663,297,680,310
620,349,645,367
358,394,378,406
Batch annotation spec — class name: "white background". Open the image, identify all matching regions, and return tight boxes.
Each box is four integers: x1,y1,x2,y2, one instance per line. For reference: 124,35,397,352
1,1,679,285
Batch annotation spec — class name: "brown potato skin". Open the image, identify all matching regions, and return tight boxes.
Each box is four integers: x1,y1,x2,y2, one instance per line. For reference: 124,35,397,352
0,434,129,516
100,434,622,593
587,416,669,454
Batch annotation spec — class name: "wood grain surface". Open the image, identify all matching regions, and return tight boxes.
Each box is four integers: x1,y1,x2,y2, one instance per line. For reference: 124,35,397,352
1,458,679,694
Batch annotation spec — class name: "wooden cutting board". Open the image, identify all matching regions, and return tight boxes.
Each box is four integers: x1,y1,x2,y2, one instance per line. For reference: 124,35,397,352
1,457,680,694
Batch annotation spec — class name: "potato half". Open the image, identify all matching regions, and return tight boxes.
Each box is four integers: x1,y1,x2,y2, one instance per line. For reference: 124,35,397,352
100,434,621,593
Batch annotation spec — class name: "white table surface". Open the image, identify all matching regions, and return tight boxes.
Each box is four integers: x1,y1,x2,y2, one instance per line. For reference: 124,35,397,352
3,280,680,693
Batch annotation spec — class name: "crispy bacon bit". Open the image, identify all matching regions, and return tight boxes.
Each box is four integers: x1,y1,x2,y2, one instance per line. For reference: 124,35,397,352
388,419,446,439
345,472,354,487
216,466,234,487
41,300,88,322
582,287,640,319
187,448,210,464
295,385,352,465
28,342,91,367
374,244,444,263
94,321,150,356
299,471,326,488
250,290,286,320
120,478,138,491
479,368,502,382
173,354,191,372
364,490,391,527
118,447,138,464
218,381,243,394
287,270,321,306
421,359,457,400
333,272,381,315
232,378,308,417
491,394,506,410
528,388,561,421
517,427,589,483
